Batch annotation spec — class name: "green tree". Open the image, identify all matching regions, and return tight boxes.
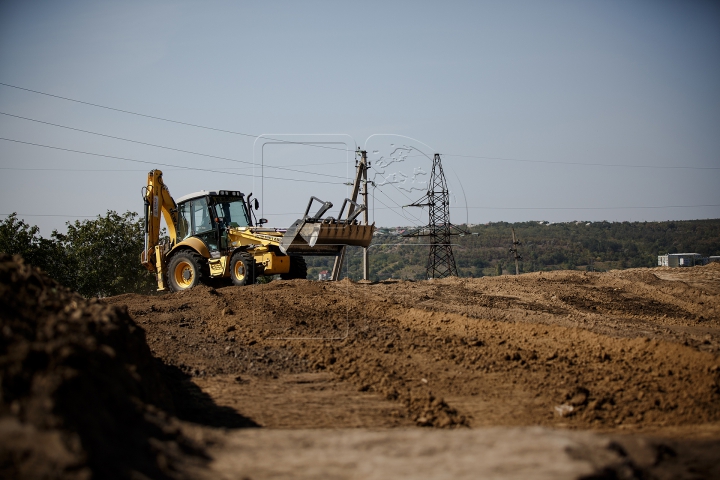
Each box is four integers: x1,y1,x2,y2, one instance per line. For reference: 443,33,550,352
52,211,155,297
0,213,45,263
0,213,70,283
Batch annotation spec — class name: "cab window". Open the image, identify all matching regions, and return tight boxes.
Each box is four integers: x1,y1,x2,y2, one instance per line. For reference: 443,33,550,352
192,197,213,234
177,202,191,240
215,198,251,228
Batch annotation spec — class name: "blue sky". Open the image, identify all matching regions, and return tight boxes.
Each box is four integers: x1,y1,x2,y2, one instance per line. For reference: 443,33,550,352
1,0,718,234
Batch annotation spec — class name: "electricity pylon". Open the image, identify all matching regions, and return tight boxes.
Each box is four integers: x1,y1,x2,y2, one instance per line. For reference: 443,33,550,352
405,153,459,279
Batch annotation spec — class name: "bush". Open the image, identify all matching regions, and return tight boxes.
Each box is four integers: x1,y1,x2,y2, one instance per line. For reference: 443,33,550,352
0,211,155,297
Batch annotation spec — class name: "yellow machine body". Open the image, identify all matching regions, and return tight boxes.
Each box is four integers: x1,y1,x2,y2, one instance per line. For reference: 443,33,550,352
141,169,374,291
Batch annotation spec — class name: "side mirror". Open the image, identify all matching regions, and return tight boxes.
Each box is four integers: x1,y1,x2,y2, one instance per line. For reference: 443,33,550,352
258,218,268,225
254,198,260,210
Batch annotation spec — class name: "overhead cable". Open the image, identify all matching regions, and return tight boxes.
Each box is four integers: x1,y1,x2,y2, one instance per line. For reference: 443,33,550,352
0,82,353,154
0,137,343,185
452,204,720,210
0,111,347,179
366,203,720,211
441,153,719,171
2,82,716,171
0,213,96,218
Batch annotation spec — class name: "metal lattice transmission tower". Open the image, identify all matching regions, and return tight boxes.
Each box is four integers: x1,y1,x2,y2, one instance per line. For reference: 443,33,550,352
407,153,459,279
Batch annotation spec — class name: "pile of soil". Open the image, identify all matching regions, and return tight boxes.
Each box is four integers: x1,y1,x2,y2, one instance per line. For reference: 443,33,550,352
0,254,205,479
108,264,720,433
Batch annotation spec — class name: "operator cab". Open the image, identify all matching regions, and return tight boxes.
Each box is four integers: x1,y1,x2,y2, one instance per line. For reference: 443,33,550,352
175,190,254,247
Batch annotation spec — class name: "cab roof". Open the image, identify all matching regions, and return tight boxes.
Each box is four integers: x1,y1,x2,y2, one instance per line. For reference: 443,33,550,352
176,190,245,204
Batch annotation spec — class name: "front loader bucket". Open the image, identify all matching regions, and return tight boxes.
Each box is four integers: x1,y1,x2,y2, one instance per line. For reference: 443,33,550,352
279,219,374,255
279,196,375,255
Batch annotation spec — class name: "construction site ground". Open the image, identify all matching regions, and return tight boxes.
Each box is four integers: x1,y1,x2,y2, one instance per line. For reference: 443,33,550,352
3,256,719,479
103,263,720,479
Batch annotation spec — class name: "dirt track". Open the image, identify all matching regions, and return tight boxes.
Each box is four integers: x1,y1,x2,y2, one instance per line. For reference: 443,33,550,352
3,256,719,478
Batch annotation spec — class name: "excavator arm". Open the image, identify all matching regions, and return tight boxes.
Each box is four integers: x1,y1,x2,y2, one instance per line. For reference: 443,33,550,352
141,170,179,288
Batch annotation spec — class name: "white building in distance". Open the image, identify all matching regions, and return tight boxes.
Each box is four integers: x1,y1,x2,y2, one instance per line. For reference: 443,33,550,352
658,253,704,267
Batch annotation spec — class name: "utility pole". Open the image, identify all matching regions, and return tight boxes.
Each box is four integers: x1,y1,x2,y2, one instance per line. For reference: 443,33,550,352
362,153,369,280
405,153,459,279
509,227,522,275
331,149,370,281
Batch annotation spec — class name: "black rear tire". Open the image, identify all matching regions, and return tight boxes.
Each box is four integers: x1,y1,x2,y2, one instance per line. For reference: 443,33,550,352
168,251,204,292
281,256,307,280
230,252,256,286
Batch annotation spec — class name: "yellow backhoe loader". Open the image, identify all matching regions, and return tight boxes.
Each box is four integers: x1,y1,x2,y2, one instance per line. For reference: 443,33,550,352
140,170,374,291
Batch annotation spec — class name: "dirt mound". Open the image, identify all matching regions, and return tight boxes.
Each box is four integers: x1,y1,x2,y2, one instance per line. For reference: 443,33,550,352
0,255,205,479
613,269,662,285
107,271,720,433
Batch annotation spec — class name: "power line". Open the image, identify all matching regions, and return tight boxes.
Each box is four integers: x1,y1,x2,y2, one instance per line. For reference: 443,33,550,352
441,153,720,171
373,151,720,171
373,184,425,225
370,189,424,228
0,82,354,154
0,213,97,218
452,205,720,210
1,167,155,172
369,189,424,228
358,204,720,212
0,111,347,179
0,160,347,172
368,148,436,208
0,166,273,172
0,137,343,185
2,82,716,171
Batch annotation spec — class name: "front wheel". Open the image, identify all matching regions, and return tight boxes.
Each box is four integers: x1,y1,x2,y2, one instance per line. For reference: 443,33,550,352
230,252,256,286
168,251,204,292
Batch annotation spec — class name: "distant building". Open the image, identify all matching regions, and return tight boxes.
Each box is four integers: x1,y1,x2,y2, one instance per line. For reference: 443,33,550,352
708,256,720,264
318,270,329,281
658,253,704,267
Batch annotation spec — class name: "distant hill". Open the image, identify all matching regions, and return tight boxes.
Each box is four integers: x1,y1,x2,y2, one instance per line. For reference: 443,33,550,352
305,219,720,281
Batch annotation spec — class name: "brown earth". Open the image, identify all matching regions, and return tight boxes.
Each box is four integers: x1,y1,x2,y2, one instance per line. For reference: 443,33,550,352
108,263,719,478
110,264,720,433
0,255,212,479
3,254,720,478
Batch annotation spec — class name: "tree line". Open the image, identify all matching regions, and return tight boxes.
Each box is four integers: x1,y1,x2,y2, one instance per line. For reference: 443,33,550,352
2,212,718,295
306,219,720,281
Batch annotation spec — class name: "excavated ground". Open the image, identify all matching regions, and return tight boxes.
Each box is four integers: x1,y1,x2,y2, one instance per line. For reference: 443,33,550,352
109,264,720,433
103,263,720,478
3,257,719,478
0,255,211,479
